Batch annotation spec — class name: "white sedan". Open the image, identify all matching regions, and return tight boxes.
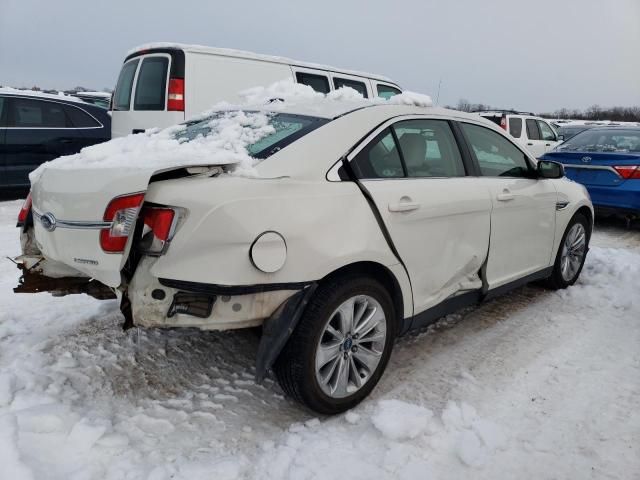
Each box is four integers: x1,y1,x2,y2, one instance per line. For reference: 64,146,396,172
15,99,593,414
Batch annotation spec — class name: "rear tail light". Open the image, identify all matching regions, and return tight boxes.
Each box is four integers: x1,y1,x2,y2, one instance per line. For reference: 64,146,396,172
500,116,507,130
138,206,176,254
613,165,640,180
17,192,32,227
100,193,145,253
167,78,184,111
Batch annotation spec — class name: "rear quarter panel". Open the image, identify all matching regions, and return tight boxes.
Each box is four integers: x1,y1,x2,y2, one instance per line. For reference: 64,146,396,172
143,175,413,317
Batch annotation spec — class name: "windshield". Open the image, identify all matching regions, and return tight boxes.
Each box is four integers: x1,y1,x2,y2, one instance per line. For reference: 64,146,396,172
175,112,328,160
557,129,640,153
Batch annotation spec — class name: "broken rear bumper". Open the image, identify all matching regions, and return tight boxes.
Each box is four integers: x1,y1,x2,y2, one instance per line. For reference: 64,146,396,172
13,255,116,300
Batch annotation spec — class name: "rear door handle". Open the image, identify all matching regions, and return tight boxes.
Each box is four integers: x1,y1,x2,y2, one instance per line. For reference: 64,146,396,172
389,198,420,212
496,190,515,202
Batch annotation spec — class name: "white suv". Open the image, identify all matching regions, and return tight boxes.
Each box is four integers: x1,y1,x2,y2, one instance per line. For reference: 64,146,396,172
476,110,560,158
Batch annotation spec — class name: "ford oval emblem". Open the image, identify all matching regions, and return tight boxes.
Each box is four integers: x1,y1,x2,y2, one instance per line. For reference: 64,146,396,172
581,156,592,164
40,212,57,232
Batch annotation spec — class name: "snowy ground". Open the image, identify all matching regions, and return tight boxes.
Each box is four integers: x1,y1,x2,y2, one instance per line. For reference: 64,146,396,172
1,198,638,480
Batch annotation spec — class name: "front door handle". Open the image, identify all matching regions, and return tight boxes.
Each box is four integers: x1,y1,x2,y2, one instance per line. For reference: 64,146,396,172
496,189,515,202
527,142,534,146
389,197,420,212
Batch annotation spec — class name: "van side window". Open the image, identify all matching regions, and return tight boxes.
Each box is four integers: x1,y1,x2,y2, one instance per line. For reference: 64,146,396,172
134,57,169,111
295,72,330,94
377,84,401,99
525,119,540,140
9,98,67,128
113,59,139,111
64,105,101,128
509,117,522,137
333,77,368,98
351,128,404,179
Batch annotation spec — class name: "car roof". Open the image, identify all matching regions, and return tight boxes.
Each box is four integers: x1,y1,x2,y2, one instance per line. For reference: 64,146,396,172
0,87,92,105
127,43,398,85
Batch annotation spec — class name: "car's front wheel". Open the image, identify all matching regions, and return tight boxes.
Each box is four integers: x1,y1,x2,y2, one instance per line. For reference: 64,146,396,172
274,276,396,414
546,212,590,289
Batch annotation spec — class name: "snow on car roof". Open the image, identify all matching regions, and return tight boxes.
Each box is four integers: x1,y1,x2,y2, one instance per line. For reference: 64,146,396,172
0,87,89,104
127,42,398,85
29,81,435,184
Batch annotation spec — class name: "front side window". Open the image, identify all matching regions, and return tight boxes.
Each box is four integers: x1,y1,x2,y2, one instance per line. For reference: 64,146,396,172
351,128,404,179
333,77,368,98
509,117,522,138
526,119,540,140
175,112,327,160
461,123,532,177
134,57,169,111
113,59,139,111
538,121,557,141
377,84,401,99
393,120,465,177
0,97,6,126
295,72,330,94
9,98,67,128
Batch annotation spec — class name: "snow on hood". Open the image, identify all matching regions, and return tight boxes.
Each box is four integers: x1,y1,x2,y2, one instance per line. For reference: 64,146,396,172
29,79,433,185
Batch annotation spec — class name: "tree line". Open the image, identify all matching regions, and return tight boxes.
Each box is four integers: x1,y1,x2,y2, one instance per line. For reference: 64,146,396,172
450,98,640,122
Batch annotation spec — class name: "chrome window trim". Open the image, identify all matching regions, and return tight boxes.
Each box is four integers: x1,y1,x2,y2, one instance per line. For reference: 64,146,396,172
0,95,105,130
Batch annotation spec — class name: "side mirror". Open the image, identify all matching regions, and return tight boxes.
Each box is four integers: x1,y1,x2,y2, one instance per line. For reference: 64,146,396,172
537,160,564,179
557,134,565,141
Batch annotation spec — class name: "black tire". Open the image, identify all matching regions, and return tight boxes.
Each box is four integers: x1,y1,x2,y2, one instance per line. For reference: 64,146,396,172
274,275,397,414
545,212,590,289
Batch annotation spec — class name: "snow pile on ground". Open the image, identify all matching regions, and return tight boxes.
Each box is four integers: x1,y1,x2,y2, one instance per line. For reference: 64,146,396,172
1,199,638,479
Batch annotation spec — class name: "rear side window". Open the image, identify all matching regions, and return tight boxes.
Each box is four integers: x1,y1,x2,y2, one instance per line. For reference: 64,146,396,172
333,77,368,98
134,56,169,111
64,105,101,128
9,98,67,128
377,84,402,99
461,123,532,178
509,117,522,137
295,72,330,94
351,128,404,178
525,119,540,140
393,119,465,177
537,121,556,141
113,59,139,111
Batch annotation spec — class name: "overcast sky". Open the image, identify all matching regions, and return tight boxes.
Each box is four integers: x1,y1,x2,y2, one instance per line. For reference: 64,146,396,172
1,0,638,112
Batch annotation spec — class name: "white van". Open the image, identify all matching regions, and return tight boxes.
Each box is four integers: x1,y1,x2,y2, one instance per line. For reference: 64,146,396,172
111,43,403,138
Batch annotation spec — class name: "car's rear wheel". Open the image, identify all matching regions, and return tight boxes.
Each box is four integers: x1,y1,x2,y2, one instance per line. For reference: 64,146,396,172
546,213,590,289
274,276,396,414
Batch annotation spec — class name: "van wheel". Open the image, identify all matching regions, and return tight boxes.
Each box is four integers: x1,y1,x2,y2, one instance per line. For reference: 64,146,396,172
546,213,590,289
274,276,396,414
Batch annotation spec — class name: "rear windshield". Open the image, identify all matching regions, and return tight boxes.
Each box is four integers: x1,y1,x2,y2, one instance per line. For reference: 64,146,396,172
113,59,139,111
557,129,640,153
175,112,327,160
134,56,169,111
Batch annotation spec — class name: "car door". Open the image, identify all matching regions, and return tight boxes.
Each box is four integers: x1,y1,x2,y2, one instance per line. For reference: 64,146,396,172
537,119,559,153
349,117,492,316
4,96,77,187
524,118,546,158
459,122,557,289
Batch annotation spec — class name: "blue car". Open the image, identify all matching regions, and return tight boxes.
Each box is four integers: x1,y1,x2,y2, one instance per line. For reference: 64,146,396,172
0,89,111,191
541,127,640,217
